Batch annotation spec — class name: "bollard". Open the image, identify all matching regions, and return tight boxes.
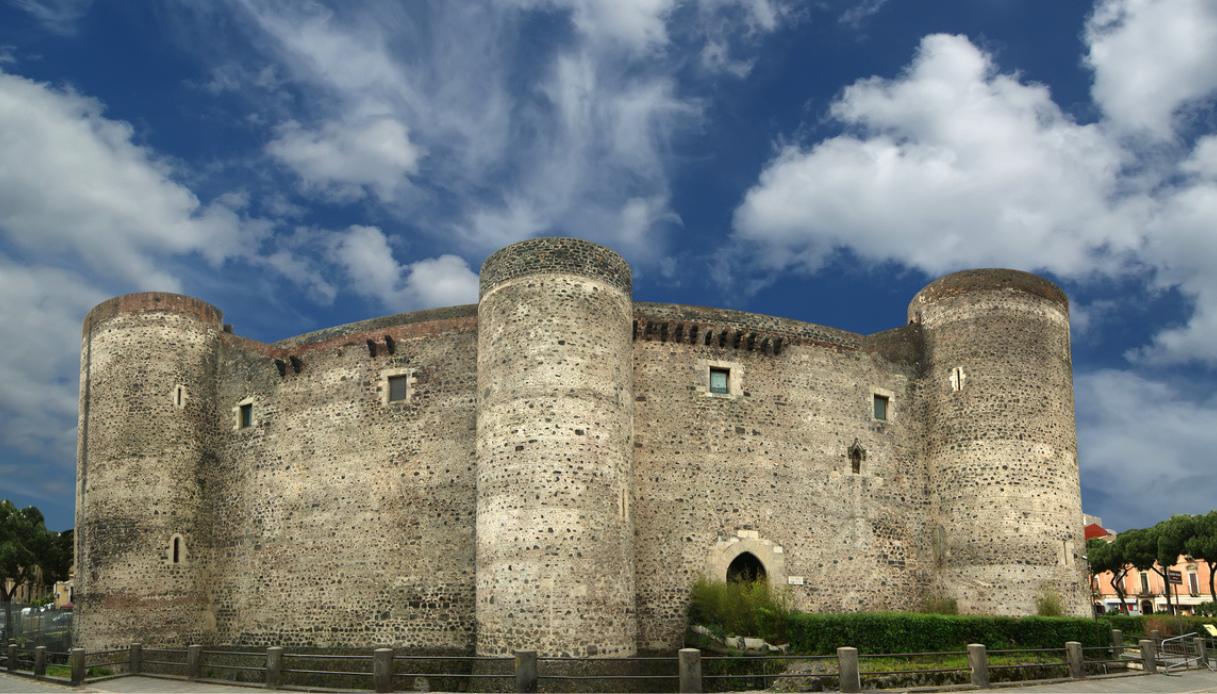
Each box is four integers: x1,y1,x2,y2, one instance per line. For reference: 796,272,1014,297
373,648,393,693
5,643,14,673
837,647,861,694
1111,629,1123,656
187,644,202,680
967,644,989,688
1066,641,1084,679
1197,637,1208,667
1140,639,1157,674
514,650,537,694
265,646,283,690
34,646,46,679
678,648,702,694
69,648,85,686
129,642,142,675
1151,629,1162,647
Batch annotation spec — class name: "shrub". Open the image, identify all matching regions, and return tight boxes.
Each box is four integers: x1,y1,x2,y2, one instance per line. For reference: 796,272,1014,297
921,596,958,615
782,612,1109,655
1195,602,1217,617
1099,613,1214,637
1035,589,1064,617
688,578,792,643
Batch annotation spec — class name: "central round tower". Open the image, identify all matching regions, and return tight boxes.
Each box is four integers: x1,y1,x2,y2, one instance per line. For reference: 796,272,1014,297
911,270,1088,616
475,237,637,657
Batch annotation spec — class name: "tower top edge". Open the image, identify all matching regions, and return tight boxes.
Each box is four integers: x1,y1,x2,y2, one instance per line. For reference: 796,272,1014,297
83,292,223,336
479,236,632,297
909,268,1068,318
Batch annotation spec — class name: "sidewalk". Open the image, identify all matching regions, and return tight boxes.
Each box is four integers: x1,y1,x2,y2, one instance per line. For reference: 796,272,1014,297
0,674,258,693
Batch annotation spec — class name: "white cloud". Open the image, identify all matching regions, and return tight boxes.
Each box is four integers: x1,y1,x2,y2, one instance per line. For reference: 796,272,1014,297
8,0,93,35
733,34,1140,277
1077,370,1217,527
332,225,478,311
267,115,421,202
0,257,103,498
0,69,265,289
1085,0,1217,138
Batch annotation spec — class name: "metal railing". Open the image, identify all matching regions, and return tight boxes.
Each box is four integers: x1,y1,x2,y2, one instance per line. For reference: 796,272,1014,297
4,627,1212,692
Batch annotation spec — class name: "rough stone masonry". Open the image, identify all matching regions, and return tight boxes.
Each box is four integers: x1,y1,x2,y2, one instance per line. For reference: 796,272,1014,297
74,237,1088,656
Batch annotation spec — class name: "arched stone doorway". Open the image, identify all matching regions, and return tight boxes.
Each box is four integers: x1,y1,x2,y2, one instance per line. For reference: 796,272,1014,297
706,532,786,586
1141,600,1154,615
726,552,767,583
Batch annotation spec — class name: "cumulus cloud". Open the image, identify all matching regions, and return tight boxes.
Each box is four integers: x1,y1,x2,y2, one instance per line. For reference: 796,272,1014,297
733,34,1139,277
0,69,265,289
0,258,103,498
1085,0,1217,138
1077,370,1217,527
332,225,478,311
267,115,421,202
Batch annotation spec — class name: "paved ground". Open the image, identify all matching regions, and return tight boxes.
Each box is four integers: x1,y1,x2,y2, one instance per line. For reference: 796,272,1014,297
0,674,256,693
975,670,1217,693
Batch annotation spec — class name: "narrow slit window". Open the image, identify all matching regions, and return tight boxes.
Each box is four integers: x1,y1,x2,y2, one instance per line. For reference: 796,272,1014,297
388,375,408,402
709,367,730,395
173,384,187,409
873,394,889,421
239,402,253,429
950,367,967,392
172,536,181,564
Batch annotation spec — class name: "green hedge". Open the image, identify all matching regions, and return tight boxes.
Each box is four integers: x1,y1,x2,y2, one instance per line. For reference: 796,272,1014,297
782,612,1110,655
1099,614,1216,638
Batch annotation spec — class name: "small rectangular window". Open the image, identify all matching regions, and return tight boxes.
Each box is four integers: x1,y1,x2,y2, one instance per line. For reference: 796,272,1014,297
388,375,408,402
709,367,729,395
873,394,889,421
1190,572,1199,594
239,403,253,429
1140,571,1150,594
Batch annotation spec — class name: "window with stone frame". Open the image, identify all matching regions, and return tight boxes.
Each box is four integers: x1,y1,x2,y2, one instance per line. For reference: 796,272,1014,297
239,402,252,429
873,394,889,421
709,367,730,395
387,374,408,402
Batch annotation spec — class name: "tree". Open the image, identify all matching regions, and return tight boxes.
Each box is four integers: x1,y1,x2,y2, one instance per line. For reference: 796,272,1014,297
1156,515,1197,615
0,501,72,640
1184,510,1217,605
1115,527,1163,611
1087,538,1132,613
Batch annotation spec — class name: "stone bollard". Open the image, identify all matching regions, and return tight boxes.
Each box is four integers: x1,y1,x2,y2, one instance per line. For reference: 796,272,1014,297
5,643,14,673
265,647,283,690
1151,629,1162,648
1197,637,1208,667
373,648,393,693
838,647,861,694
34,646,46,679
187,644,202,680
69,648,85,685
514,650,537,694
1140,639,1157,674
1066,641,1084,679
678,648,702,693
129,642,142,675
967,644,989,688
1111,628,1123,654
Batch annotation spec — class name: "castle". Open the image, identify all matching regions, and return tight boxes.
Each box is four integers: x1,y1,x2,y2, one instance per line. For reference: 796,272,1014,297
74,237,1088,656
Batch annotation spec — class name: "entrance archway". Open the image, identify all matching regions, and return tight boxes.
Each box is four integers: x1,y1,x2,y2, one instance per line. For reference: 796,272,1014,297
726,552,767,583
1141,600,1154,615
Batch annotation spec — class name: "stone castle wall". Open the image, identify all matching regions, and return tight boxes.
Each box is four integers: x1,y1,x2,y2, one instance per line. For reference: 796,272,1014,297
75,238,1088,654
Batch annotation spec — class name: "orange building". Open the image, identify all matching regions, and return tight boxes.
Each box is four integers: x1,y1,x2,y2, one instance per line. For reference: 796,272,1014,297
1087,521,1215,615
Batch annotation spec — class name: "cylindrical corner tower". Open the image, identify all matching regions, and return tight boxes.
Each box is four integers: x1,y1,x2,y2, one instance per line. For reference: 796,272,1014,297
911,270,1088,617
76,292,221,649
475,237,637,656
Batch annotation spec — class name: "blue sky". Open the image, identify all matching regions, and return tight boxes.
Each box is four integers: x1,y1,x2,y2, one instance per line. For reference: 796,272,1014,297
1,0,1216,532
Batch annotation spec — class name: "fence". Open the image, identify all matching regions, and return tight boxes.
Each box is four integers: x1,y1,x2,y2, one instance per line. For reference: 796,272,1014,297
1,629,1210,692
0,606,72,652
